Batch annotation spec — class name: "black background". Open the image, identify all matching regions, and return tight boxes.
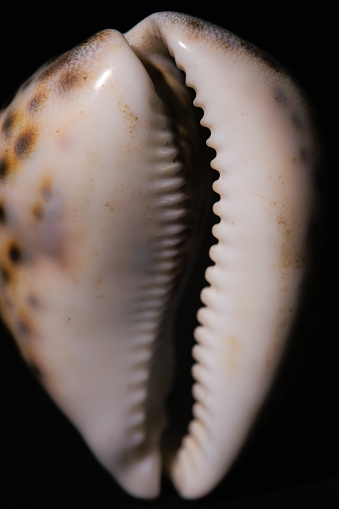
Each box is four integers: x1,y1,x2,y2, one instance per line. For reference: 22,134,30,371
1,2,338,508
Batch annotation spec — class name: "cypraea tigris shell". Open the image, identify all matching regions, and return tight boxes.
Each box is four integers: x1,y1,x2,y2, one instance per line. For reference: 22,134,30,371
0,11,317,499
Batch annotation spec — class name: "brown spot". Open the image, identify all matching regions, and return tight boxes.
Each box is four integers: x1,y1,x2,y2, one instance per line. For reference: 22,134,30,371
58,70,81,92
277,212,306,270
280,243,293,268
0,203,6,223
71,29,113,56
185,16,206,33
38,51,74,83
35,30,112,93
15,129,37,159
277,212,298,269
8,243,22,264
32,203,45,221
277,213,289,231
119,102,138,135
40,175,53,200
1,110,16,137
294,251,306,269
0,158,9,179
38,37,93,86
28,92,47,113
27,294,40,308
0,266,10,283
274,88,288,106
16,316,31,337
104,201,119,212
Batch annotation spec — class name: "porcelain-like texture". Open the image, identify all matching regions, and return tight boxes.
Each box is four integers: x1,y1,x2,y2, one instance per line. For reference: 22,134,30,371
0,12,316,499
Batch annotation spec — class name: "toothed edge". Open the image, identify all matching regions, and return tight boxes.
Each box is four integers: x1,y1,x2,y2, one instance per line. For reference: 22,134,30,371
126,12,316,498
118,93,196,490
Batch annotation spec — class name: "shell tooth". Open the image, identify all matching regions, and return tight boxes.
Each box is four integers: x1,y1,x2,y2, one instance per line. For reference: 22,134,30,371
1,11,317,501
194,325,215,347
156,176,186,191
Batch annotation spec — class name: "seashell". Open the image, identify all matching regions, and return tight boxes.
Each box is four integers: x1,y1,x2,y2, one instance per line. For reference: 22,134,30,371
0,11,317,499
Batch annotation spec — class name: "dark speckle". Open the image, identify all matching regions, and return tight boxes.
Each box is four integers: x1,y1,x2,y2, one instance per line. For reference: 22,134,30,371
0,203,6,223
40,177,53,200
274,88,288,106
58,70,81,92
28,92,46,113
38,51,74,83
8,243,22,264
38,46,86,89
37,30,112,88
0,266,10,284
239,40,283,73
27,294,40,308
32,203,45,221
14,129,37,159
17,317,31,337
185,17,206,33
0,158,9,179
2,111,16,137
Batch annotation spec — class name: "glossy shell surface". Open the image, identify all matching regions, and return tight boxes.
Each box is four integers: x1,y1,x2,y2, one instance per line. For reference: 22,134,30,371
0,12,317,499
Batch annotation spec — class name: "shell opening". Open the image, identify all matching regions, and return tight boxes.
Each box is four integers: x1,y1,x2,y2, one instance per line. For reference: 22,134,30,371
127,41,222,479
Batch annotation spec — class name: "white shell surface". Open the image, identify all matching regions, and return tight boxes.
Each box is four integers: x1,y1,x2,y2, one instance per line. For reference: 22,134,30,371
0,12,317,500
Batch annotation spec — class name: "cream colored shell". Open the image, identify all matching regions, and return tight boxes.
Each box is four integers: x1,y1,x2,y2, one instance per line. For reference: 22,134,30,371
0,12,316,499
